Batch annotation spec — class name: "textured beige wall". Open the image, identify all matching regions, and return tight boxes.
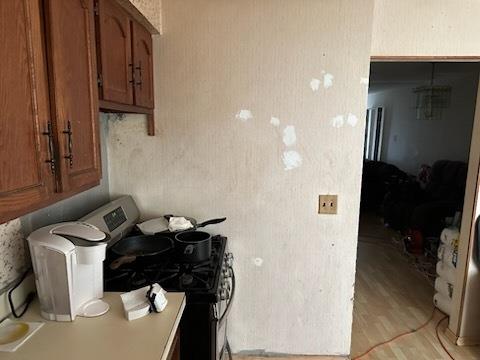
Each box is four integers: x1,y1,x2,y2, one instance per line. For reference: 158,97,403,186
372,0,480,57
124,0,162,33
108,0,374,355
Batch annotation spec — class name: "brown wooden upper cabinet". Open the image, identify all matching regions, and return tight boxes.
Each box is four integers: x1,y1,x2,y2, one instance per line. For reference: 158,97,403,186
96,0,133,105
0,0,101,223
0,0,54,220
132,21,154,108
96,0,155,110
44,0,102,192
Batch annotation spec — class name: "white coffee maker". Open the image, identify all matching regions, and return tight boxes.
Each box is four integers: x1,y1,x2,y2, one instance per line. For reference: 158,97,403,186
27,222,110,321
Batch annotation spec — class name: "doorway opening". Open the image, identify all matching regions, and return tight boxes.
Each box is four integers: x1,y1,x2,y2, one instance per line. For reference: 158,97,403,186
351,62,480,359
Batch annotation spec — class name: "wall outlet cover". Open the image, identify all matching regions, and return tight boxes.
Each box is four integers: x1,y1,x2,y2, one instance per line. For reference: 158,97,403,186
318,195,338,215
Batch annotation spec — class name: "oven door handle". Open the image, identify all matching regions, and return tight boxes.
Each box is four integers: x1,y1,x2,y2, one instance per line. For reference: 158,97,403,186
219,267,235,326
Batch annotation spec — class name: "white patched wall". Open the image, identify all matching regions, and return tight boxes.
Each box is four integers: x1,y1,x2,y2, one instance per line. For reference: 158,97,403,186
107,0,374,355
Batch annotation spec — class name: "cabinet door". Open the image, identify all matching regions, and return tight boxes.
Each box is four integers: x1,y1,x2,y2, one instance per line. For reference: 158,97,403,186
44,0,101,192
97,0,133,104
0,0,55,222
132,21,154,108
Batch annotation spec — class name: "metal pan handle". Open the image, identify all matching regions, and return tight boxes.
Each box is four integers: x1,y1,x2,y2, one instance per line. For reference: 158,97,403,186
197,218,227,228
109,255,136,270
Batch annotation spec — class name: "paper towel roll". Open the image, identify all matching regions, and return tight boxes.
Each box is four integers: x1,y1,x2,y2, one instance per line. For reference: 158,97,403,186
435,277,453,299
437,243,447,261
440,227,460,247
434,292,452,315
438,244,457,268
436,261,456,284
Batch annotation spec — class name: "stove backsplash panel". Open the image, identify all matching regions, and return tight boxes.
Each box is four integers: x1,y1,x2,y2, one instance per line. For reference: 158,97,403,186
0,219,29,289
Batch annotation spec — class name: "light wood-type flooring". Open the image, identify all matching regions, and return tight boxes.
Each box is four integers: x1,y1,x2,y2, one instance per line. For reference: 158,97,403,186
351,214,480,359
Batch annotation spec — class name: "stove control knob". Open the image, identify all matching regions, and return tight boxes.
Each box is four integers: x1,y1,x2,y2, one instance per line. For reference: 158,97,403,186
225,253,234,267
222,267,232,278
219,289,228,301
222,282,231,292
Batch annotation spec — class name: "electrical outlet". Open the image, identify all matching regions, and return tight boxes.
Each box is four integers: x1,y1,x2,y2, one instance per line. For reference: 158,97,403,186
318,195,338,214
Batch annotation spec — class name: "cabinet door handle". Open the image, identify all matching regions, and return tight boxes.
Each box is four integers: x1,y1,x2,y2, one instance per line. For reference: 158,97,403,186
62,120,73,168
128,63,135,85
42,122,56,174
136,61,142,86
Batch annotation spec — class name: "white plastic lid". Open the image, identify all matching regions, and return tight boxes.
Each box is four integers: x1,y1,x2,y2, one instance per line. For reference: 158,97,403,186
52,222,106,242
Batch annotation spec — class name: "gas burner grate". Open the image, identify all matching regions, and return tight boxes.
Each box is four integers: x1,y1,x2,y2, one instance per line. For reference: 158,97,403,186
104,235,227,296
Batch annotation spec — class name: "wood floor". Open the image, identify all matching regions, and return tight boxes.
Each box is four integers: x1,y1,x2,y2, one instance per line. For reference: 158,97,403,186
351,214,480,359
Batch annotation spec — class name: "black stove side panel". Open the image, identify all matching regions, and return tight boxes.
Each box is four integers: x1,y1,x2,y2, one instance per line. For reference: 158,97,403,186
180,302,216,360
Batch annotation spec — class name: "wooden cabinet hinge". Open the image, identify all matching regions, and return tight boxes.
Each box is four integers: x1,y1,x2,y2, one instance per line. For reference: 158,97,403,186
94,0,99,16
97,73,103,88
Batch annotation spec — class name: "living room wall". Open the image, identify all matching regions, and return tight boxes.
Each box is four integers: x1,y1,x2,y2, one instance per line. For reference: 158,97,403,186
368,65,479,175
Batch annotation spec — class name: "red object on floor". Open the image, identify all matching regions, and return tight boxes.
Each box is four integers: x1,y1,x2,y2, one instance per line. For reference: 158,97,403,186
404,229,424,255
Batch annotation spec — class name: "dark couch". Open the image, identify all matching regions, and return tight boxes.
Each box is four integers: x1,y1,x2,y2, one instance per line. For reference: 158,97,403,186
360,160,409,212
383,160,467,239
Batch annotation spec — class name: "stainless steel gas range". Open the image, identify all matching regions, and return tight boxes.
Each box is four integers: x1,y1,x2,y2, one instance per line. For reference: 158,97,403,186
81,196,235,360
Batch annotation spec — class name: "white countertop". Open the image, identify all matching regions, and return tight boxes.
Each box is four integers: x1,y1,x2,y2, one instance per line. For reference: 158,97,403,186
0,292,186,360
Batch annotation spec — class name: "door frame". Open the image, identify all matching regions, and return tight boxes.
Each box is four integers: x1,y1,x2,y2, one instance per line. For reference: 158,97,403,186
367,55,480,344
371,56,480,62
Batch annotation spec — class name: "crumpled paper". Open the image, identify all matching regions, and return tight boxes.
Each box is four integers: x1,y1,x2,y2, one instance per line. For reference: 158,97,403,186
168,217,194,232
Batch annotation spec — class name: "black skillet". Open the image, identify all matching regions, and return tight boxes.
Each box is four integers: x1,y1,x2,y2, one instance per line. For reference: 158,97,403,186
109,234,174,270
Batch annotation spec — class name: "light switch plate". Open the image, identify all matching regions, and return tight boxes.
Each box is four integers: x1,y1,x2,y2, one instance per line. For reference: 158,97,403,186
318,195,338,214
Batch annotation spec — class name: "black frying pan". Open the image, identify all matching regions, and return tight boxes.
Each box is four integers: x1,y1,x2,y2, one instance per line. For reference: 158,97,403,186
163,215,226,233
110,234,173,269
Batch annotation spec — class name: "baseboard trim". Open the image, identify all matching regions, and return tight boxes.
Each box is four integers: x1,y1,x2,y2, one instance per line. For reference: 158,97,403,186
445,327,480,346
457,335,480,347
444,327,459,345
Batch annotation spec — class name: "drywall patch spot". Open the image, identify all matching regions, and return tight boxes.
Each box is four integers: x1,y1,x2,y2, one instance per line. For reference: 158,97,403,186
323,73,334,89
360,77,369,86
235,109,253,122
270,117,280,127
347,113,359,127
331,115,344,128
282,150,302,170
310,78,321,92
282,125,296,147
252,257,264,267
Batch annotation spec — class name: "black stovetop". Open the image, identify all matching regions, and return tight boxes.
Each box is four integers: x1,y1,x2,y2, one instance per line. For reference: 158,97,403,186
104,234,227,303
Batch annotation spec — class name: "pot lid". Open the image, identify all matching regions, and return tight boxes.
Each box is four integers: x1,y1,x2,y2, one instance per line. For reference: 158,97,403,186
137,218,169,235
